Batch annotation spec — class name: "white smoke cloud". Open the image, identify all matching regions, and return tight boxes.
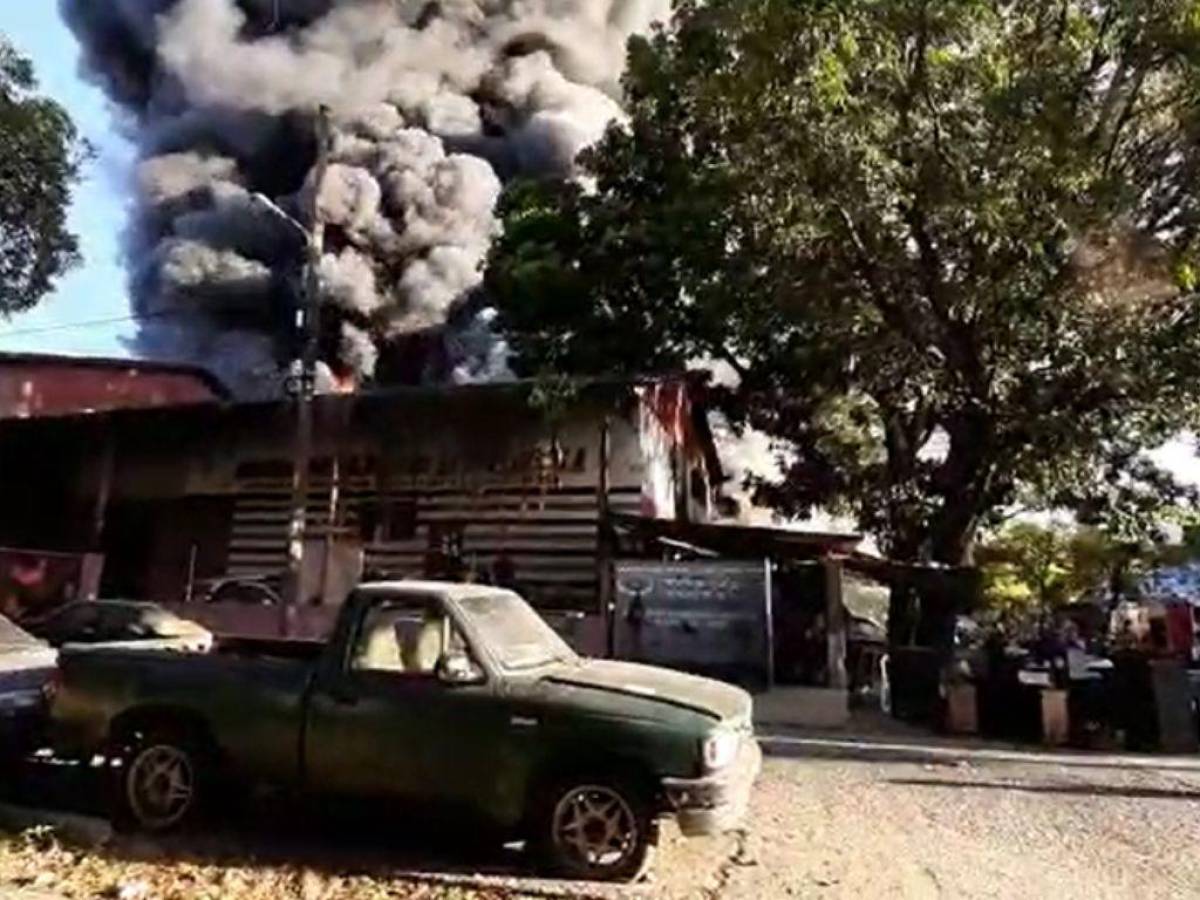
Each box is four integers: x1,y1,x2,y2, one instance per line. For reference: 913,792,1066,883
62,0,663,390
156,0,493,117
317,247,381,315
339,320,379,378
313,163,383,238
136,152,240,208
157,239,273,303
448,307,515,384
394,244,488,333
492,52,627,170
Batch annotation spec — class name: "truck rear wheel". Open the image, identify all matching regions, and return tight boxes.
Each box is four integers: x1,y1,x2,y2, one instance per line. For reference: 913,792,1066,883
112,729,208,833
532,777,656,882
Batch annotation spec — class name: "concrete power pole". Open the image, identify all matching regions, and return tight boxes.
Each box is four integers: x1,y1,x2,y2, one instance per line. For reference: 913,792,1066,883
281,104,332,636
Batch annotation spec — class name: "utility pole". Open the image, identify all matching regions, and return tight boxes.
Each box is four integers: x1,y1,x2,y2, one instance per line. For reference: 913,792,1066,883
281,104,332,636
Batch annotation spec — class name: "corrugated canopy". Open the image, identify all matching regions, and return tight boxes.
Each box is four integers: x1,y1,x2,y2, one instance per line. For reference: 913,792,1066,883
609,512,863,560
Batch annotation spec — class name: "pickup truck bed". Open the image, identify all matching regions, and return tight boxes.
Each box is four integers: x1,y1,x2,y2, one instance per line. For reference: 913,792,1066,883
54,640,317,782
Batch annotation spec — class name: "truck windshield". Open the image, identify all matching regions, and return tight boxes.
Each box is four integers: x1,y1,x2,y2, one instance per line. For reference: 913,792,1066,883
456,593,577,671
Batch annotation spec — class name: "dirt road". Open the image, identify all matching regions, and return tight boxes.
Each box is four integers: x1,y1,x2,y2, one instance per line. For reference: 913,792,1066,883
680,744,1200,899
4,743,1200,899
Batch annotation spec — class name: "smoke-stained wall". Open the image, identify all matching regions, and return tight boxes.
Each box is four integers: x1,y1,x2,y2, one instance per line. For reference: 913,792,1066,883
62,0,661,396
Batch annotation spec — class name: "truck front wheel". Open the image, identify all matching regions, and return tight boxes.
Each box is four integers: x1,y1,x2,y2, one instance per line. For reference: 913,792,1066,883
113,730,207,833
532,777,656,882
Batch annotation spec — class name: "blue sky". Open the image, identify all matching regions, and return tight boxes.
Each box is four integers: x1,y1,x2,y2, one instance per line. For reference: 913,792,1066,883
0,4,135,357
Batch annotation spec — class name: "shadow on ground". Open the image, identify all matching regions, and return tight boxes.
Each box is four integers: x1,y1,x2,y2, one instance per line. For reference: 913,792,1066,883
760,734,1200,773
886,777,1200,802
0,757,558,888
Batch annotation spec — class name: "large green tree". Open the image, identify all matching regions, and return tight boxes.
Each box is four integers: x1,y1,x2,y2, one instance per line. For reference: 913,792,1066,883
0,36,86,316
488,0,1200,568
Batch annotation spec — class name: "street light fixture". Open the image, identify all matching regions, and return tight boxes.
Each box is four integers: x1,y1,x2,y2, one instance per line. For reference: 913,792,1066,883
253,106,332,636
250,193,315,398
250,192,308,242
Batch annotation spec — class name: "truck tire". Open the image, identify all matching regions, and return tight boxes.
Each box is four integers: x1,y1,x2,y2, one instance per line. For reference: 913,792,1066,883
530,776,656,882
111,727,210,833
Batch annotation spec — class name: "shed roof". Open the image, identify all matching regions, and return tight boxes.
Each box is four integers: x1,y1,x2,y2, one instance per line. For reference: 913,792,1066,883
0,351,230,399
609,511,863,559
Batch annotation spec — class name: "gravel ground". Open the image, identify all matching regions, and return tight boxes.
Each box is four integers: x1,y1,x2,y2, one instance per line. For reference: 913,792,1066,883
682,747,1200,899
3,746,1200,899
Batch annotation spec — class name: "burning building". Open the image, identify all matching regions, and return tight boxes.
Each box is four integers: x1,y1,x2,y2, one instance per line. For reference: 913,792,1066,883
0,377,720,641
39,2,895,690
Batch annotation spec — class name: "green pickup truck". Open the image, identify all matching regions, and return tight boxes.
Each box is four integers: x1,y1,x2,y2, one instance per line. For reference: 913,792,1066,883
50,581,760,881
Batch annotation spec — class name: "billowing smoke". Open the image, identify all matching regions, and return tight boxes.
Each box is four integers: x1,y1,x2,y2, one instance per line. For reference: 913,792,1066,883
61,0,655,396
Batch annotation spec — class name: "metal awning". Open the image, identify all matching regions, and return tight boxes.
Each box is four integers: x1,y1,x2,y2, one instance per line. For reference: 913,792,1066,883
608,512,863,560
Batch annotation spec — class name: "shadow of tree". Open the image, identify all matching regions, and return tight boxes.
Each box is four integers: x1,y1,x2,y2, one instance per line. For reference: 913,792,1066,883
886,777,1200,802
2,759,541,882
761,735,1200,774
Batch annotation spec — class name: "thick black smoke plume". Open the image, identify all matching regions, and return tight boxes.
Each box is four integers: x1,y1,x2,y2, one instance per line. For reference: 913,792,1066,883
62,0,658,396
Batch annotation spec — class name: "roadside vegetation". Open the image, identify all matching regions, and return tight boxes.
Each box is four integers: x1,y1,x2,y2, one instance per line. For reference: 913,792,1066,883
977,521,1200,624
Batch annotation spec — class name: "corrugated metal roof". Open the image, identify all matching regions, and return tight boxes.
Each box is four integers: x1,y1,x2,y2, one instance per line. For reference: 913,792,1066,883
610,511,862,558
0,351,230,398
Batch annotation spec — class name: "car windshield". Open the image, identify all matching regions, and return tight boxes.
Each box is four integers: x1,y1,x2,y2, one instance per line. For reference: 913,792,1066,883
455,592,577,671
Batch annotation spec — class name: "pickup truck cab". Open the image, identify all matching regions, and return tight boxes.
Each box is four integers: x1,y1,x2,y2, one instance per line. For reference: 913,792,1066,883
51,581,760,881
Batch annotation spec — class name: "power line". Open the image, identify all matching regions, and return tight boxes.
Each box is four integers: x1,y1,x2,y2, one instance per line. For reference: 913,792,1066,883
0,312,150,340
0,280,322,342
0,306,248,341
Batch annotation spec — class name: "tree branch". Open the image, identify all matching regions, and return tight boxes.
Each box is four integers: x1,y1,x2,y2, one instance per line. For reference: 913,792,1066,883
1091,53,1131,144
1102,65,1149,173
831,203,932,353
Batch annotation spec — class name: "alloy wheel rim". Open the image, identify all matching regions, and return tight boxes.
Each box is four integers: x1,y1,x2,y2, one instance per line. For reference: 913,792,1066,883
127,744,195,829
551,785,638,872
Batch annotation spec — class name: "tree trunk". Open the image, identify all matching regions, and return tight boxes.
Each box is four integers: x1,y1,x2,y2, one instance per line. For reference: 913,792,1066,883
885,527,923,647
885,496,981,648
880,408,989,646
930,502,979,567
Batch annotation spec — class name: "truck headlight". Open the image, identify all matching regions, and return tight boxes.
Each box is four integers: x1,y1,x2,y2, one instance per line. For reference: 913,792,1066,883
702,729,739,771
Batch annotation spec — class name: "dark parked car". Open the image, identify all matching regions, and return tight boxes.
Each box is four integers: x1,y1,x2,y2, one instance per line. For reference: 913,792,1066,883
25,600,212,652
51,582,760,881
0,614,57,760
197,575,281,606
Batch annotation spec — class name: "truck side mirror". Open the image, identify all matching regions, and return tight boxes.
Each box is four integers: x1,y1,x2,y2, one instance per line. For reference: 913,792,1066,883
437,651,484,686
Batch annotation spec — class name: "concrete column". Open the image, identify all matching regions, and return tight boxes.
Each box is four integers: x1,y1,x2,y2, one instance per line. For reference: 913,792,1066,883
90,425,115,550
823,556,848,689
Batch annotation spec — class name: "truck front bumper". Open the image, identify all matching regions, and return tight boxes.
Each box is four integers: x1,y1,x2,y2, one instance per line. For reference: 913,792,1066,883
661,737,762,837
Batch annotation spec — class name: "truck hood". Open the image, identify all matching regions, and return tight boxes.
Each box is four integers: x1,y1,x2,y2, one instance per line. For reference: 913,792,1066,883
544,659,752,725
1,614,57,700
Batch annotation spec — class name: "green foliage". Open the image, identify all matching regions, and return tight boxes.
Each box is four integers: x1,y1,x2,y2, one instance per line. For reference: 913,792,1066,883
526,370,583,433
979,523,1115,618
487,0,1200,563
0,35,87,316
978,520,1200,622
